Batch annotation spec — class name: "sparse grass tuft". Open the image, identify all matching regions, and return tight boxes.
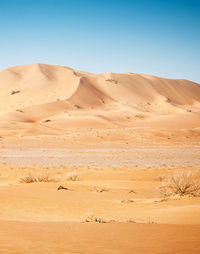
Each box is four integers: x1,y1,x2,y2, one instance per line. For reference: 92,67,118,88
126,219,136,223
37,174,56,182
84,212,115,223
66,171,80,181
19,173,37,183
19,173,56,183
159,171,200,197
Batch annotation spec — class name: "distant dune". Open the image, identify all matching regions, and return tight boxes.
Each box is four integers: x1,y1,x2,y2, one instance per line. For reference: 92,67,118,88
0,63,199,136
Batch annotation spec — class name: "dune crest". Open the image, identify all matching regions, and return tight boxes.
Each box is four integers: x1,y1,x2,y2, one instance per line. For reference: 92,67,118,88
0,63,199,135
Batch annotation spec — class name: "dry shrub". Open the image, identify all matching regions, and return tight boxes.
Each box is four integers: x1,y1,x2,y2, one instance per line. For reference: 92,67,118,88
126,219,136,223
66,172,80,181
84,213,115,223
19,173,56,183
37,174,56,182
159,171,200,197
19,173,37,183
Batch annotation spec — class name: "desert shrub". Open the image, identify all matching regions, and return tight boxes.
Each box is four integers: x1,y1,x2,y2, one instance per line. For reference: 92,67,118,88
37,174,55,182
126,219,136,223
19,173,37,183
66,171,80,181
84,213,115,223
159,171,200,197
19,173,56,183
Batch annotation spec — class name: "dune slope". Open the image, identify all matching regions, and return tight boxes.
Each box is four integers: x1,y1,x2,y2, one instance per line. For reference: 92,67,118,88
0,63,199,136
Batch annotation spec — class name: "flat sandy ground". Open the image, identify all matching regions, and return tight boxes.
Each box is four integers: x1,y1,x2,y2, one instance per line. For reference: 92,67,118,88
0,136,199,253
1,222,200,254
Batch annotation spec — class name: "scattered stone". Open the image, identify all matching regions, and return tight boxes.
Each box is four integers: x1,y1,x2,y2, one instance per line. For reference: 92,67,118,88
11,90,20,95
43,119,51,123
57,185,68,191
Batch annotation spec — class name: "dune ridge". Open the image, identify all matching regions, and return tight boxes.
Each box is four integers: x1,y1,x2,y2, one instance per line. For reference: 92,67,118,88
0,63,199,135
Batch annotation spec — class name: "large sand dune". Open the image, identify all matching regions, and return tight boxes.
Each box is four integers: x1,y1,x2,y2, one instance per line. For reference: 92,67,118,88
0,63,199,137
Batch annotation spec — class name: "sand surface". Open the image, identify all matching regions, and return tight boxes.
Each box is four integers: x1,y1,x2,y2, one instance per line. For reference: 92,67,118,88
1,221,200,254
0,64,200,253
0,159,200,253
0,146,199,167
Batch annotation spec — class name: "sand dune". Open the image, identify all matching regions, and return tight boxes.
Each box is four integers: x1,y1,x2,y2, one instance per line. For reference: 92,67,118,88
0,63,199,136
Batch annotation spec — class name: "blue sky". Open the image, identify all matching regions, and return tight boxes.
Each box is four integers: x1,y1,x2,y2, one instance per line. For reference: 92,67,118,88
0,0,200,83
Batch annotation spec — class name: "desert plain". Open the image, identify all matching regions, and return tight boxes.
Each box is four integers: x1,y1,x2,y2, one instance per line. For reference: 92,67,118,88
0,63,200,253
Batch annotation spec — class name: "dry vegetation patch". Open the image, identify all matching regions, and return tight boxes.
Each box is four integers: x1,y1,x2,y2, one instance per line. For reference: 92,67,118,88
66,171,80,181
19,173,57,183
84,213,116,223
159,171,200,197
19,173,37,183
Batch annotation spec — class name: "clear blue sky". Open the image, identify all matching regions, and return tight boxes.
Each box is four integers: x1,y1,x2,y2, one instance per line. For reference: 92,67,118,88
0,0,199,83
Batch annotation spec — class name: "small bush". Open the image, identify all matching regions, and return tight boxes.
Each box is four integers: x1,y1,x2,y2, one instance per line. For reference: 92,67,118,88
126,219,136,223
159,171,200,197
84,213,115,223
37,174,55,182
19,173,56,183
66,172,80,181
19,173,37,183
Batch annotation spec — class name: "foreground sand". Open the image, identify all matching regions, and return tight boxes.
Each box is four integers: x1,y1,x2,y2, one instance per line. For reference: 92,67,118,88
1,162,200,223
1,221,200,254
0,150,200,253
